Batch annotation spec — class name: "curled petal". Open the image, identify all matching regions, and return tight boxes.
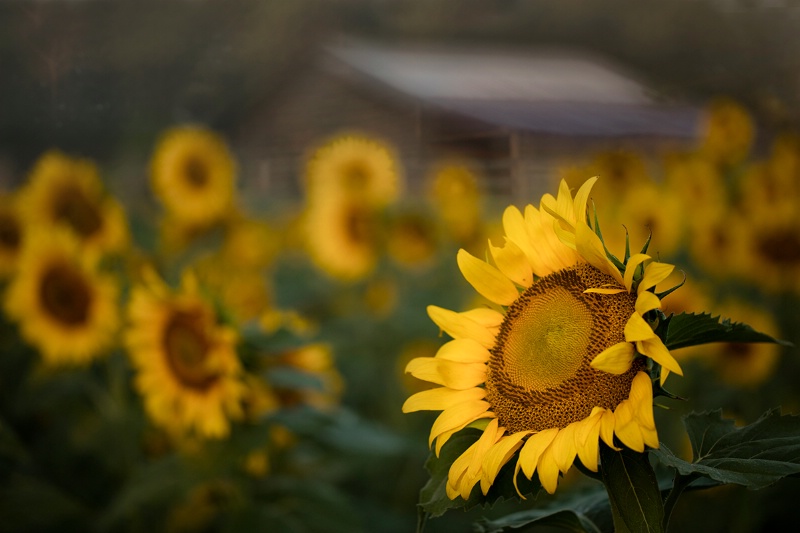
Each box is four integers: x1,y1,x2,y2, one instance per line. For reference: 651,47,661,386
635,291,662,316
591,342,636,374
435,338,491,363
402,387,486,413
639,261,675,294
480,431,531,494
489,239,533,287
623,253,651,292
429,400,490,447
457,249,520,306
427,305,496,348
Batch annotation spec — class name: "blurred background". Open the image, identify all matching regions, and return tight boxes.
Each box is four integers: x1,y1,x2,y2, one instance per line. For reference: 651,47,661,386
1,1,800,532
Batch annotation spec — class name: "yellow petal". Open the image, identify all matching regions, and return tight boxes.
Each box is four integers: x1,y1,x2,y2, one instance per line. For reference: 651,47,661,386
636,337,683,377
599,409,619,450
537,446,561,494
623,253,651,292
659,367,671,386
427,305,496,348
429,400,490,447
447,440,476,499
405,357,486,389
527,204,579,273
624,312,657,342
638,261,675,294
584,286,627,295
457,249,520,306
551,423,579,473
555,179,577,229
591,342,636,374
614,400,645,452
572,177,598,226
489,239,533,287
574,413,602,472
402,387,486,413
502,206,538,270
480,431,531,495
635,291,662,316
518,428,558,479
628,372,656,431
576,223,624,285
435,338,491,363
467,419,502,479
459,308,505,329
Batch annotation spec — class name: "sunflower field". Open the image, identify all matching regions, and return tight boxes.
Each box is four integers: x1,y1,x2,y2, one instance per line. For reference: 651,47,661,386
1,96,800,533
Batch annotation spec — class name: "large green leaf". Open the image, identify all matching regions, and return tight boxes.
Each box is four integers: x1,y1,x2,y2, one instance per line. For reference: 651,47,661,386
664,312,790,351
651,409,800,489
475,485,613,533
599,444,664,533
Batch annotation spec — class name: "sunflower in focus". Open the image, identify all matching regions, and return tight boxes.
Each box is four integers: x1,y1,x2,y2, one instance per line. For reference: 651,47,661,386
403,178,683,498
0,194,24,277
125,269,246,439
3,229,119,366
19,150,128,256
150,125,237,229
305,133,401,207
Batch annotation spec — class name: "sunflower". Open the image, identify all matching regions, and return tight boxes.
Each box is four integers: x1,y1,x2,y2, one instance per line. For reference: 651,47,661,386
3,229,119,366
18,150,129,255
386,210,439,268
700,98,755,166
125,269,246,439
305,133,402,207
0,194,24,277
150,125,237,228
403,177,682,498
304,192,379,281
428,162,483,243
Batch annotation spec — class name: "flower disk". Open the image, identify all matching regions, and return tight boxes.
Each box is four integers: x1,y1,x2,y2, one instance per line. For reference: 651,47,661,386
488,263,642,434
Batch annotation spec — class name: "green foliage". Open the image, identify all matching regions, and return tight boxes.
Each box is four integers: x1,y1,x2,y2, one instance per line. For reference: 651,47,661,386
599,444,663,533
652,409,800,490
665,312,790,351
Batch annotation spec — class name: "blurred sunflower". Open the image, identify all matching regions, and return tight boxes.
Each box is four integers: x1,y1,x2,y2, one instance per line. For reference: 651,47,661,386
19,150,129,255
603,179,686,259
703,300,781,388
125,269,246,439
0,194,24,277
386,210,439,269
700,98,755,166
305,133,401,206
428,162,483,243
404,178,681,498
664,153,729,229
304,193,379,281
3,229,119,366
150,125,238,228
277,343,343,411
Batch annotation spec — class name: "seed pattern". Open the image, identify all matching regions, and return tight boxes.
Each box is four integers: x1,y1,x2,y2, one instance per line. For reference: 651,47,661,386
487,263,642,433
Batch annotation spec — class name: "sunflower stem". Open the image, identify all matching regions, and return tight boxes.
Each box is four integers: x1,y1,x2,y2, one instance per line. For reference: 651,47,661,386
662,471,699,532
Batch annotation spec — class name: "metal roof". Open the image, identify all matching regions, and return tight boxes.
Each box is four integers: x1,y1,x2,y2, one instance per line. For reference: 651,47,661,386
327,41,701,138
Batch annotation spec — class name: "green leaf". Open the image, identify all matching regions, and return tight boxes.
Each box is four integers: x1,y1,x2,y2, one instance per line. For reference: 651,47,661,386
665,312,790,351
418,430,481,518
651,409,800,490
475,485,613,533
599,444,664,533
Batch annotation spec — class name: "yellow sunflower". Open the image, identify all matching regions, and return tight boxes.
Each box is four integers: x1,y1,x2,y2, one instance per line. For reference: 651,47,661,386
304,193,379,281
150,125,238,228
386,210,439,269
428,162,483,243
0,194,24,277
305,133,402,207
403,177,682,498
19,150,129,255
3,229,119,366
125,269,246,439
700,98,755,166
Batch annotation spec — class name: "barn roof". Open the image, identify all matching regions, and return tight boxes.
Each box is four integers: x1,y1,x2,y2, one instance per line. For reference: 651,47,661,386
327,41,701,138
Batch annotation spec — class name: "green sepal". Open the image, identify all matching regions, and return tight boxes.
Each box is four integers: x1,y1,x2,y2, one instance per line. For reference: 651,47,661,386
651,409,800,490
592,205,626,272
664,312,792,351
639,230,652,255
655,271,685,300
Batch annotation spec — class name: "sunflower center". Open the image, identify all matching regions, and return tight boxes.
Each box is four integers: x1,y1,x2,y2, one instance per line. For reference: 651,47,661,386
0,212,21,250
163,311,219,391
344,204,373,245
486,263,643,433
39,263,92,327
756,229,800,265
341,162,369,190
183,156,209,188
53,185,103,238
